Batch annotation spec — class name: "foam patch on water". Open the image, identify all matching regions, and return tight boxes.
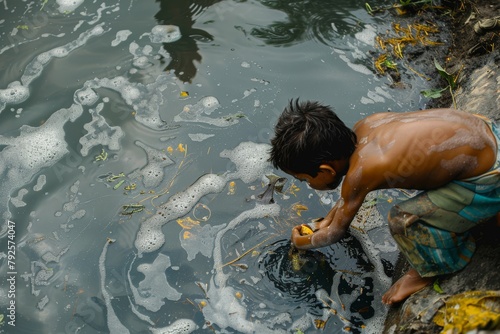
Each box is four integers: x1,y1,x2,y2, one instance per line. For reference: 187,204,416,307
188,133,215,142
180,223,226,261
0,81,29,112
150,319,198,334
354,24,377,46
85,74,172,129
149,25,181,44
220,142,272,183
111,30,132,47
33,175,47,192
10,188,28,208
134,140,174,188
174,96,241,127
200,203,283,333
135,142,273,254
79,102,124,156
99,240,131,334
21,25,105,87
75,87,99,106
0,25,104,113
129,254,181,312
56,0,85,13
0,103,83,220
135,174,227,255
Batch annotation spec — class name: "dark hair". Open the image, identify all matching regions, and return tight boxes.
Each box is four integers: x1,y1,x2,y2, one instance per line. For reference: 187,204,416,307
269,99,357,176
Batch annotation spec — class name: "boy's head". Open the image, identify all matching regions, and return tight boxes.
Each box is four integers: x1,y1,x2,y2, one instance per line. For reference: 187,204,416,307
269,99,357,179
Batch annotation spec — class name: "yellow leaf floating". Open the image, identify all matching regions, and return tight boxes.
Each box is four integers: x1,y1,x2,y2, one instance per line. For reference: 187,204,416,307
167,146,174,154
314,319,326,329
288,184,300,196
177,217,200,229
177,143,186,153
433,290,500,333
180,91,189,98
292,203,308,217
182,231,192,240
228,181,236,195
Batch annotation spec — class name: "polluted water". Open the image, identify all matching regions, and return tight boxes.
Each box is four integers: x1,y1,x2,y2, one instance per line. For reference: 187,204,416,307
0,1,436,333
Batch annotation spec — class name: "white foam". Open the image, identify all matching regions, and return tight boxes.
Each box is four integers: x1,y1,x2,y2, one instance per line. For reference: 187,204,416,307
220,142,272,183
150,319,198,334
201,96,219,114
11,188,28,208
85,74,171,129
75,87,99,106
354,25,377,46
175,96,241,127
188,133,215,142
133,56,150,69
99,240,131,334
79,103,124,156
130,254,181,312
201,203,283,333
149,25,181,44
56,0,85,13
111,30,132,47
21,24,105,87
134,140,174,188
33,175,47,192
180,223,225,261
0,81,29,104
135,174,227,254
0,101,83,219
0,25,104,113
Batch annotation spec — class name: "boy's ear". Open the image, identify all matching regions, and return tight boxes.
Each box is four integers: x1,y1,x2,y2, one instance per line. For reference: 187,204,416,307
319,163,336,176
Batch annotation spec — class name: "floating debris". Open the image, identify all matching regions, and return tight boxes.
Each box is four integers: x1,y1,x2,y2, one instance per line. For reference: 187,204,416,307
257,175,287,204
373,22,443,77
94,148,108,162
121,203,145,215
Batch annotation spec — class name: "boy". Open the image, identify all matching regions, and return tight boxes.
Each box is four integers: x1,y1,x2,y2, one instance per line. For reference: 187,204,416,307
269,99,500,305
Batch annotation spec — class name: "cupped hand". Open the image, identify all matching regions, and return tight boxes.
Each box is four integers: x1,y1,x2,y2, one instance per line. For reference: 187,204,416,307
291,225,313,249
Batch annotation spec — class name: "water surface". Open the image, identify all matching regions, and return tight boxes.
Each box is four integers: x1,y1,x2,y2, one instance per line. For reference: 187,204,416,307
0,1,431,333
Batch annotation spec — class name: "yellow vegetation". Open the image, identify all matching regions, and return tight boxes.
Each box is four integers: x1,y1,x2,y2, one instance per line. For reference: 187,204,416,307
433,290,500,333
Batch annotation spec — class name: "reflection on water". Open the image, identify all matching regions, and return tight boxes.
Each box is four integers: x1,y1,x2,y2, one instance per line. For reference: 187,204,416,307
252,0,374,46
155,0,221,83
0,0,428,333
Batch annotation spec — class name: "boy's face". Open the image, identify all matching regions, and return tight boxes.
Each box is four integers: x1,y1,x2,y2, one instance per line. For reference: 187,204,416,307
290,168,342,191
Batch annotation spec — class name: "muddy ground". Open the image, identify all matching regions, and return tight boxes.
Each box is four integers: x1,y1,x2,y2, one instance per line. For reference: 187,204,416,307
377,0,500,333
373,0,499,113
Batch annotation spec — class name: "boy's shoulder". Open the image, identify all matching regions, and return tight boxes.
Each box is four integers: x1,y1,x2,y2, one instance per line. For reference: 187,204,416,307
347,109,496,190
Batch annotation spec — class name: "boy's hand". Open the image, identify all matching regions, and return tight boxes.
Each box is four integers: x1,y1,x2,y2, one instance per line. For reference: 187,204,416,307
291,225,314,249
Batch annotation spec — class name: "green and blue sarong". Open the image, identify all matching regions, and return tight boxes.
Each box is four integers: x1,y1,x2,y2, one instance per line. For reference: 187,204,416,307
389,118,500,277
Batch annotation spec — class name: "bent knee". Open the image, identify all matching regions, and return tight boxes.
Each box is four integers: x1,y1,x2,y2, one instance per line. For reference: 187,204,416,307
387,205,420,236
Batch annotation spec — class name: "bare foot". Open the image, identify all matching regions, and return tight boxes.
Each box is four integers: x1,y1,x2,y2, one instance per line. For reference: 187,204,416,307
382,269,433,305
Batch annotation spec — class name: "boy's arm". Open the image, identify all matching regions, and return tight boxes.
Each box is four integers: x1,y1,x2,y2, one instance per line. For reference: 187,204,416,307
291,188,367,249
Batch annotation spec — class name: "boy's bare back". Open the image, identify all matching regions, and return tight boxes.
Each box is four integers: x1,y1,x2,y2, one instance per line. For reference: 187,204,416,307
292,108,497,249
350,109,497,191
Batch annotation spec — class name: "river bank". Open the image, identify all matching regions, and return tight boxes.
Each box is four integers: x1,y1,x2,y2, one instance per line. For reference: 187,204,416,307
380,0,500,333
